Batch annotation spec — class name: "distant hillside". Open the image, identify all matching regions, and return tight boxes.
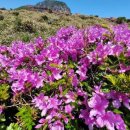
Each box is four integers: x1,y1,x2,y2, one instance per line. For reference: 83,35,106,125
16,0,71,14
0,9,113,44
1,9,130,45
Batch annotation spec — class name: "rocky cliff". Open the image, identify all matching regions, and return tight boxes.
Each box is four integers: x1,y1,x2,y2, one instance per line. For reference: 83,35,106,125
16,0,71,14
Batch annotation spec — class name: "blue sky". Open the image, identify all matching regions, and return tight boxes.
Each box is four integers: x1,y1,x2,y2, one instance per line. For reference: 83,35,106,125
0,0,130,18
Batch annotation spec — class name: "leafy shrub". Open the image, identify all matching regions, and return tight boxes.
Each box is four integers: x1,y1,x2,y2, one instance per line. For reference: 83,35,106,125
88,15,94,19
22,21,36,33
0,22,7,31
0,25,130,130
0,10,112,44
0,8,6,10
0,84,10,101
0,15,4,20
94,15,99,17
7,123,22,130
0,36,13,45
47,18,57,24
105,73,130,92
79,15,87,20
127,19,130,23
0,114,6,130
12,11,19,16
21,34,30,42
41,15,48,21
14,17,22,31
14,17,36,33
116,17,127,24
16,106,36,130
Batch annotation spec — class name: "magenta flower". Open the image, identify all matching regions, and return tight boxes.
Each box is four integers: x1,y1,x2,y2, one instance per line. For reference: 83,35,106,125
96,111,115,130
112,100,121,108
88,93,109,117
0,106,3,115
115,114,126,130
96,111,126,130
112,44,124,56
35,118,47,129
79,109,95,129
11,80,25,93
107,91,130,110
35,54,45,65
50,120,64,130
119,63,130,73
86,25,109,43
65,105,73,113
51,68,62,80
47,47,60,61
32,93,48,116
47,96,62,109
76,64,87,81
65,91,76,103
68,69,79,87
0,54,10,67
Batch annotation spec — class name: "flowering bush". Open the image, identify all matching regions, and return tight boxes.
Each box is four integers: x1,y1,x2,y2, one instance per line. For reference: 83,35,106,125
0,24,130,130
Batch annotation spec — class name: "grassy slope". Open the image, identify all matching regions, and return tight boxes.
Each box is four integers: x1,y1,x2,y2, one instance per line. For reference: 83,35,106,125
0,9,113,44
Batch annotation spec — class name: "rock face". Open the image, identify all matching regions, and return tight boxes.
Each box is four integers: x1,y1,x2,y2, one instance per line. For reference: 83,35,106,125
17,0,71,14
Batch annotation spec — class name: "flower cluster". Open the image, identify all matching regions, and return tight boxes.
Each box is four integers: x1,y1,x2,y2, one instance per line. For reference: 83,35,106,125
80,86,129,130
32,91,76,129
0,24,130,130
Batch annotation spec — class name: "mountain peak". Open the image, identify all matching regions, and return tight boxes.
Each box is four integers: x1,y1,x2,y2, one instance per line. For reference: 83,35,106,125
16,0,71,14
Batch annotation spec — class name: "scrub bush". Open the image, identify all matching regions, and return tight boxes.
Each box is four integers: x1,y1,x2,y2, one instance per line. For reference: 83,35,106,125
0,15,4,20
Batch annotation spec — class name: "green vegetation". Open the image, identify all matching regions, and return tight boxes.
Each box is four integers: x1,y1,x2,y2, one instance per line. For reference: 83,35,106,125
12,11,20,16
0,9,111,44
16,106,36,130
116,17,127,24
0,15,4,20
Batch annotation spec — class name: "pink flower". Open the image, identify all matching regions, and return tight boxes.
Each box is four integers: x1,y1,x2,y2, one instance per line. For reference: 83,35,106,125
35,54,45,65
65,92,76,103
52,69,62,80
107,91,130,110
96,111,126,130
65,105,73,113
97,111,116,130
112,44,123,56
47,97,62,109
32,93,48,114
79,109,95,128
68,69,79,87
11,81,25,93
0,106,3,114
76,64,87,81
35,118,47,129
88,93,109,117
50,120,64,130
115,114,126,130
119,63,130,73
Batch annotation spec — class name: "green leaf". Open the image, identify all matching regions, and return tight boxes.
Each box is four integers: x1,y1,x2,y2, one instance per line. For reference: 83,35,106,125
0,114,6,122
0,84,10,101
113,109,123,114
105,75,117,86
16,106,35,130
105,73,130,92
6,123,22,130
62,88,69,96
0,124,6,130
43,124,48,130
